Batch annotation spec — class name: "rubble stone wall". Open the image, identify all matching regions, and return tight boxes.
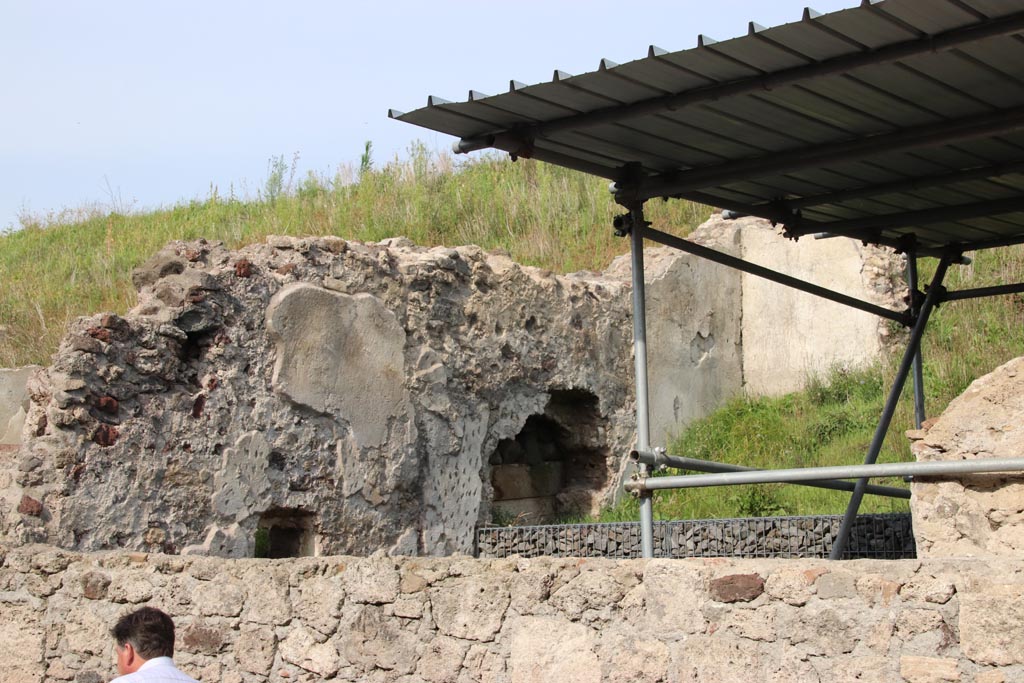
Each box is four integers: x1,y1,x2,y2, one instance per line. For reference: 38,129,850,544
2,545,1022,683
911,356,1024,558
0,215,903,559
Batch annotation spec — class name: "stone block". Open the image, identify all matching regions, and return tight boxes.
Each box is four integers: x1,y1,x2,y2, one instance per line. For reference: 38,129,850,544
179,619,227,654
279,625,339,677
640,561,708,638
709,573,765,603
815,570,857,599
340,604,419,675
671,635,767,681
234,625,276,676
345,556,399,605
765,565,826,607
508,616,600,683
430,573,511,642
0,607,44,683
416,635,470,683
960,584,1024,666
899,656,960,683
192,579,245,617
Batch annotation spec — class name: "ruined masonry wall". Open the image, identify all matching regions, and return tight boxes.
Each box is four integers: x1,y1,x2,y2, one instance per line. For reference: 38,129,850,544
2,546,1022,683
0,215,902,559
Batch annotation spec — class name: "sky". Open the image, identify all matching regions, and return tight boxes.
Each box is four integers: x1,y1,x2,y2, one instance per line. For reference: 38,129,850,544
2,0,856,230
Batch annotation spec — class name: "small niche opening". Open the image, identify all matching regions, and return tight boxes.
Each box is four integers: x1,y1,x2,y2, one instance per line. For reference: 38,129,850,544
489,389,610,524
254,509,316,558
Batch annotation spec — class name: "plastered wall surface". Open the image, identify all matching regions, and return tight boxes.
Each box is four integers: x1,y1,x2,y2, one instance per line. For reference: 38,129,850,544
2,546,1021,683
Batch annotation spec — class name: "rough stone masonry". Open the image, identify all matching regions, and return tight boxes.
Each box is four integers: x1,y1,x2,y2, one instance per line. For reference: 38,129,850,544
1,546,1023,683
0,215,902,558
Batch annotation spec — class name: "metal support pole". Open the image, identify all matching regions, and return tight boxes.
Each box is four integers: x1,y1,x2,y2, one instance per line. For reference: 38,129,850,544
906,249,926,429
623,456,1024,492
942,281,1024,301
830,256,953,559
629,203,655,559
630,449,910,499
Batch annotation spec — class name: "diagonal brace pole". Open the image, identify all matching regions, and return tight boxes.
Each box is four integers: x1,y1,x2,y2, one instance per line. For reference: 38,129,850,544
830,255,954,559
642,225,911,325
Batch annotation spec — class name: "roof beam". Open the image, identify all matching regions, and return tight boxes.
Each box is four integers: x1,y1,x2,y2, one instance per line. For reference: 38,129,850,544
780,158,1024,211
785,194,1024,240
617,106,1024,203
454,9,1024,151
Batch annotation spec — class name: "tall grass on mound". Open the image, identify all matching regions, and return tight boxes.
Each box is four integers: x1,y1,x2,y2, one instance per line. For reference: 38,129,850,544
0,143,711,366
593,244,1024,522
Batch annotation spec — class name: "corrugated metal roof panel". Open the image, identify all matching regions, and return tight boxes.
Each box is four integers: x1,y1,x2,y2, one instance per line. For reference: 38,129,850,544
392,0,1024,255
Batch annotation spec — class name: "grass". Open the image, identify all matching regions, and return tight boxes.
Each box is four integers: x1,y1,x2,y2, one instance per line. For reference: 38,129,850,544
5,141,1024,522
0,143,711,367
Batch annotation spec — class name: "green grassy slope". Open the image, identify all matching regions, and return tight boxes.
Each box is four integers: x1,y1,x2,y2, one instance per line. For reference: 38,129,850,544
0,146,709,367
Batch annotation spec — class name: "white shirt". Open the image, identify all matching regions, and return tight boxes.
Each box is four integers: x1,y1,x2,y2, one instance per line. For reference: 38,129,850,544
111,657,198,683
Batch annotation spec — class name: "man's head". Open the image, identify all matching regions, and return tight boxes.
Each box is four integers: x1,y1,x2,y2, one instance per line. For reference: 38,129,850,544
110,606,175,675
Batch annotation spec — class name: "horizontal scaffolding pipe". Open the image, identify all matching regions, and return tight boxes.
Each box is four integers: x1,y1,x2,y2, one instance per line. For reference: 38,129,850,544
630,450,910,499
623,457,1024,493
942,282,1024,302
641,226,910,324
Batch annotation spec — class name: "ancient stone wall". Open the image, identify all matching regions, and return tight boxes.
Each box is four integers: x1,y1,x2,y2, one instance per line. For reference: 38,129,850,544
910,356,1024,558
0,216,902,559
3,236,644,558
2,545,1022,683
739,220,903,397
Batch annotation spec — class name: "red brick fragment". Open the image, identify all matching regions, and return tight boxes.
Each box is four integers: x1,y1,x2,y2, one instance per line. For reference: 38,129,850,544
93,424,119,447
97,395,119,415
710,573,765,603
18,495,43,516
234,259,253,277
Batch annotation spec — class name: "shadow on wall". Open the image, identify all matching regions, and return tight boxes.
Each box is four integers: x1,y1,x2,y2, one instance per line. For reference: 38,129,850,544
489,389,610,525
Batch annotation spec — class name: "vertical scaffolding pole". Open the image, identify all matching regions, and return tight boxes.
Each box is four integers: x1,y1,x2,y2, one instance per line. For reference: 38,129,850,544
628,203,655,559
830,255,953,559
906,249,927,429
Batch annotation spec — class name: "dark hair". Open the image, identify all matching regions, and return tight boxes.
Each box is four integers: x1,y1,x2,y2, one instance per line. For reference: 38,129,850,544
110,606,175,659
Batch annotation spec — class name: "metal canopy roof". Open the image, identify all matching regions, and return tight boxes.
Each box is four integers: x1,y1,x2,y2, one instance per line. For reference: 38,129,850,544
391,0,1024,257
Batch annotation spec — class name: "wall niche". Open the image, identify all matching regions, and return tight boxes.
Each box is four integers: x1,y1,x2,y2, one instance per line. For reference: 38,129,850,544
254,509,316,558
489,389,611,524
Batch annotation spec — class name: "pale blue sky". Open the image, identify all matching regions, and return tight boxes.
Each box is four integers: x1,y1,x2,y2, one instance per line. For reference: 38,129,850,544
2,1,854,230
